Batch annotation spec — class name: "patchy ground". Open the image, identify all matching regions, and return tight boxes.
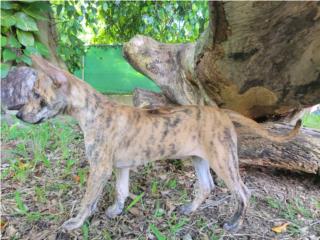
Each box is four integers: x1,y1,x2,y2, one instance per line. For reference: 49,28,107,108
1,116,319,240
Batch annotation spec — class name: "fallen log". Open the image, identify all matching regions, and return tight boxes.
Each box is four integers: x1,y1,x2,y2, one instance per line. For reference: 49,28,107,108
237,123,320,174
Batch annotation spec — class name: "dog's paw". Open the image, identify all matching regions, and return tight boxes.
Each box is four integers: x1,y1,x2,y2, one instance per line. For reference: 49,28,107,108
106,204,123,218
62,217,83,231
179,203,194,215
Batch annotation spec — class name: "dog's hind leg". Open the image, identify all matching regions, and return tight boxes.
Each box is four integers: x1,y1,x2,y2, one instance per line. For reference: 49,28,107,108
222,180,250,232
62,166,111,231
207,129,251,232
106,167,130,218
180,156,215,214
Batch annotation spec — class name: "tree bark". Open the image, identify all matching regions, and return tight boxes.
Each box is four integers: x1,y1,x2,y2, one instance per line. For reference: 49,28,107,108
1,67,37,110
237,123,320,174
132,89,320,174
36,11,67,70
123,1,320,120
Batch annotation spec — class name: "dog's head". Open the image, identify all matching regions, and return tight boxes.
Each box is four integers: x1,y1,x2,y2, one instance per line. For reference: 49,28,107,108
16,55,70,124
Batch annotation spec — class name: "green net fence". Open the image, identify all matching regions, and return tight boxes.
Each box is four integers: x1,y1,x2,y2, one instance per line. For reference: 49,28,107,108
74,45,160,94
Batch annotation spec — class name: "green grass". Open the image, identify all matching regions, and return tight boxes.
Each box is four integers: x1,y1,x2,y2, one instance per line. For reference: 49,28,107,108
302,112,320,129
35,185,47,203
1,115,87,237
1,116,81,182
82,221,90,240
14,191,28,214
266,197,313,221
168,214,188,234
126,192,145,211
165,178,177,189
149,224,166,240
265,196,316,236
1,112,318,239
154,200,165,218
13,190,53,223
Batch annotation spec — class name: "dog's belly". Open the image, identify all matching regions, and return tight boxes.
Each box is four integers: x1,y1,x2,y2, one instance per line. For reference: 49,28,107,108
114,154,193,168
113,139,201,168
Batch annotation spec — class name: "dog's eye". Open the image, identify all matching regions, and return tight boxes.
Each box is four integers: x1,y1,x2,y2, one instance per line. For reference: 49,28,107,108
40,99,47,108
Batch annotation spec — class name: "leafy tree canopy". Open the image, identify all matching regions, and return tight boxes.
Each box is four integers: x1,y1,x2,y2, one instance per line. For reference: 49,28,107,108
1,1,50,77
1,0,208,74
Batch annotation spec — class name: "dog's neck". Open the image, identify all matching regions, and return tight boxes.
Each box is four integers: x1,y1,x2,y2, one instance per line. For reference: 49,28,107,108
65,77,116,131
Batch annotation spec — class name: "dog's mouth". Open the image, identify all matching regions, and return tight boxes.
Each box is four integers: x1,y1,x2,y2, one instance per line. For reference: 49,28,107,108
15,113,44,125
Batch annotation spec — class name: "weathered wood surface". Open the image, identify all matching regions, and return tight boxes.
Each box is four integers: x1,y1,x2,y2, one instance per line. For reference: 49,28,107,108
36,12,67,70
237,124,320,174
123,2,320,120
132,89,320,174
1,67,37,110
133,88,174,108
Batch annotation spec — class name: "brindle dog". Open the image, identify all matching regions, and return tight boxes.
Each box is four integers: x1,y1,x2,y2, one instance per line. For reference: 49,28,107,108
16,55,301,232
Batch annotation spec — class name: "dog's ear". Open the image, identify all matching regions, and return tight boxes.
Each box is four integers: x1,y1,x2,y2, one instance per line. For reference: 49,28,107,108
31,55,68,88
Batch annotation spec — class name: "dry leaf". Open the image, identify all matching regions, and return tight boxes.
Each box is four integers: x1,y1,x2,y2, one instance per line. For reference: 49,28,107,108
165,200,175,215
272,222,290,233
73,175,80,183
0,219,7,231
128,207,141,216
6,225,17,237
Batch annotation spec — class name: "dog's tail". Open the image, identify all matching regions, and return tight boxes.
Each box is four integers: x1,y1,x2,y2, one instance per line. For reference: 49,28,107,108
223,109,301,143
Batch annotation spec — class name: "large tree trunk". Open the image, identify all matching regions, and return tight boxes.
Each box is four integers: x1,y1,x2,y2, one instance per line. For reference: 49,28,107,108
36,11,67,70
123,2,320,120
133,89,320,174
123,2,320,174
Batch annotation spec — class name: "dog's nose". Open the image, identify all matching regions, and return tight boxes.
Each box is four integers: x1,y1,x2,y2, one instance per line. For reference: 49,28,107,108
16,112,23,119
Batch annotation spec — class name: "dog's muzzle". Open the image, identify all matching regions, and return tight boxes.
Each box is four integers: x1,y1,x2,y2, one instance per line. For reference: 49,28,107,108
16,111,23,120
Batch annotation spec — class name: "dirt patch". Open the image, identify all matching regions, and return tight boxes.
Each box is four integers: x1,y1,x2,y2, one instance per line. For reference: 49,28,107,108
1,119,319,240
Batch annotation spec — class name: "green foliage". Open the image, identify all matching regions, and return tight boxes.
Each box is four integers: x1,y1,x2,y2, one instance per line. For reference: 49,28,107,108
3,48,16,62
302,112,320,129
1,9,17,27
1,35,7,46
89,1,209,44
16,29,34,46
14,12,38,31
50,0,208,72
51,0,88,72
0,63,10,78
1,1,208,75
8,35,21,48
0,1,50,78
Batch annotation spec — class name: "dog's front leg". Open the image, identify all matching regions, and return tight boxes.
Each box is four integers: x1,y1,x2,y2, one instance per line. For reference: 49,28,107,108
106,167,130,218
62,167,111,231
